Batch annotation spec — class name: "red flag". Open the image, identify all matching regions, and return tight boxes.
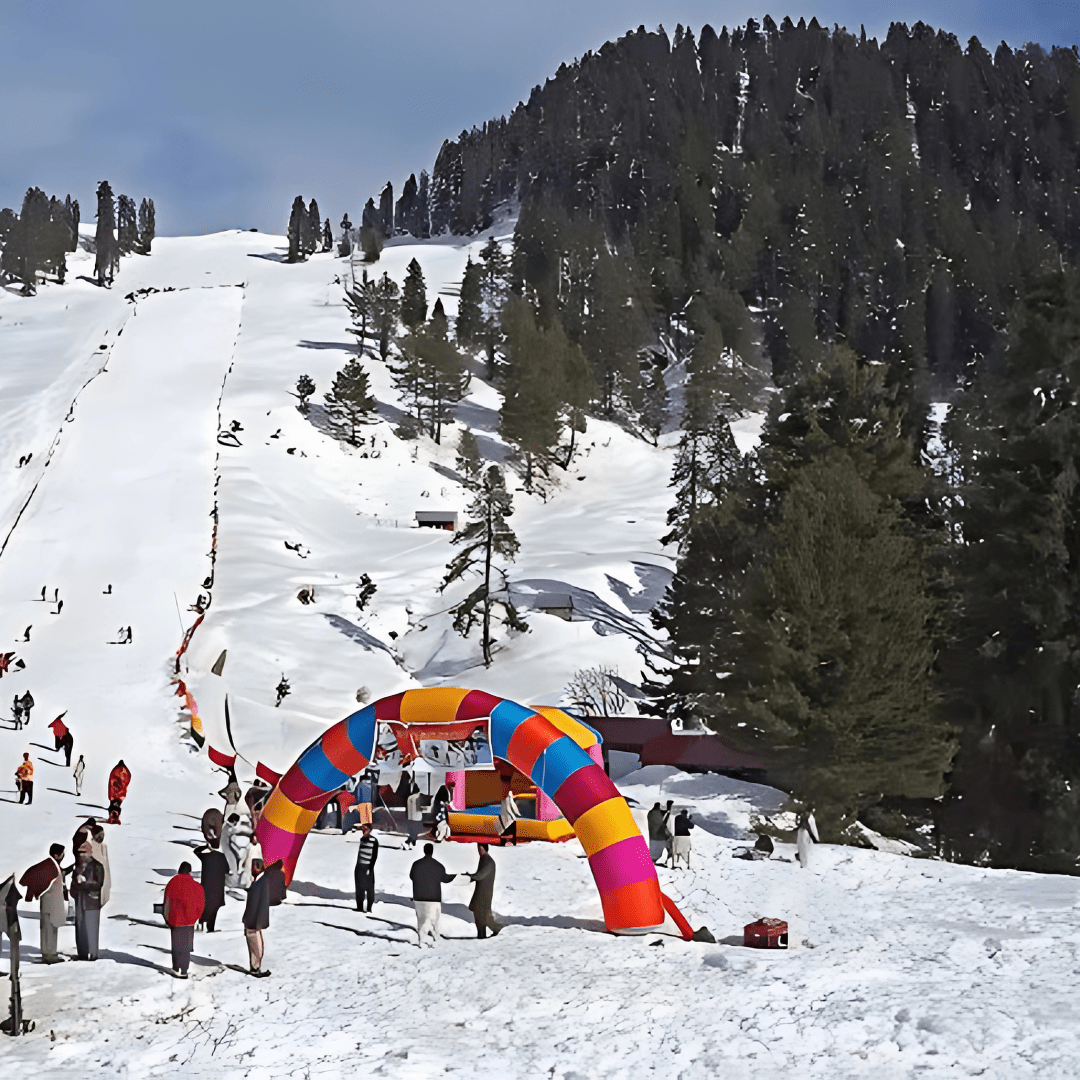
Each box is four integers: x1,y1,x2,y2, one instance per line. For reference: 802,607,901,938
208,744,236,769
255,761,281,786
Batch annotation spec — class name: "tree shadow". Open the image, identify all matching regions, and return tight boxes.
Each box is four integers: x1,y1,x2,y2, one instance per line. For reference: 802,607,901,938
314,921,412,945
246,251,288,263
298,340,354,351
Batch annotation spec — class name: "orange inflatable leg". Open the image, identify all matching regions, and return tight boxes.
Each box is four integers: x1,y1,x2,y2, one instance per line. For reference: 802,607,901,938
661,893,694,941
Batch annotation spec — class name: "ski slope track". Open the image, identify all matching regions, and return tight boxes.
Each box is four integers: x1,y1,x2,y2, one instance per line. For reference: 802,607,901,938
1,233,1079,1078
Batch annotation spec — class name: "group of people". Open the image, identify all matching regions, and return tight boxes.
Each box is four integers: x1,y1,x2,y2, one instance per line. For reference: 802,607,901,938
647,800,696,867
10,690,34,728
11,718,93,804
20,817,112,962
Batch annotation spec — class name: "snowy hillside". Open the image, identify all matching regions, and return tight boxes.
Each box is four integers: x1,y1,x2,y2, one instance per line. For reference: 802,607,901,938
2,232,1080,1078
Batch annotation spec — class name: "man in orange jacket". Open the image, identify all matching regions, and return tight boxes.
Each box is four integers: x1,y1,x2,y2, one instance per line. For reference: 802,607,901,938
163,862,204,979
15,753,33,804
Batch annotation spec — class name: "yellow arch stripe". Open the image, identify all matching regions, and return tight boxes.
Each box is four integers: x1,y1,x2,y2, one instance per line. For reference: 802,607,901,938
531,706,599,750
572,796,640,857
261,788,321,835
399,686,471,725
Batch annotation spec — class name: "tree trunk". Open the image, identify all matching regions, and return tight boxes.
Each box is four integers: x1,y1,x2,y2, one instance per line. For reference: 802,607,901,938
482,500,493,666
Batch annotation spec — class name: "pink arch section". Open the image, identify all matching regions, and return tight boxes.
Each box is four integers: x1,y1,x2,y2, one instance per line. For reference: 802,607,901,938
256,687,669,934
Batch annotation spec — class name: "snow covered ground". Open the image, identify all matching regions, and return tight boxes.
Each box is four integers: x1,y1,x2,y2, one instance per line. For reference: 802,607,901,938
2,232,1080,1078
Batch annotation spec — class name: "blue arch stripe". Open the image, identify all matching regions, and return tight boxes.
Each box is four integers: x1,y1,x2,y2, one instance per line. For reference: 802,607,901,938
345,706,378,761
530,736,592,794
298,743,350,792
488,700,537,761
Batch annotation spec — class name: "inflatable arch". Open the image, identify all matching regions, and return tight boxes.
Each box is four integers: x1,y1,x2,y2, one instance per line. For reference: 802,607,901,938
256,687,674,935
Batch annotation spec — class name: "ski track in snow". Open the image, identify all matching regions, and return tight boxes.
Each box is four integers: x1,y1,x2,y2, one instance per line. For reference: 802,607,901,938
1,234,1078,1078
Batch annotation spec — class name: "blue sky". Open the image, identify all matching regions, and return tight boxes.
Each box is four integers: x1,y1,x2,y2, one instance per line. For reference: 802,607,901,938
1,1,1076,236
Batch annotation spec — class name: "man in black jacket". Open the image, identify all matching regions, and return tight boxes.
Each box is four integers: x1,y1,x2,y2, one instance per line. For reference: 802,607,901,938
408,843,455,948
194,843,229,931
354,824,378,912
70,844,104,960
466,843,501,939
241,859,286,976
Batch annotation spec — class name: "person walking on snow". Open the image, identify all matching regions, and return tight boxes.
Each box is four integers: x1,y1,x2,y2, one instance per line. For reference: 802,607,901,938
432,782,452,842
797,811,819,869
194,843,228,931
70,842,104,960
241,859,285,977
671,808,696,868
12,695,22,729
498,788,521,846
405,783,423,848
16,753,33,804
20,690,34,724
647,802,667,863
163,862,204,978
354,823,379,912
107,759,130,823
50,713,73,766
20,844,67,963
409,843,456,948
72,755,85,797
466,843,501,939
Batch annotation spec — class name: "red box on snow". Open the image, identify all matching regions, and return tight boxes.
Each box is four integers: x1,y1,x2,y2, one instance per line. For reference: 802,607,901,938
744,918,788,949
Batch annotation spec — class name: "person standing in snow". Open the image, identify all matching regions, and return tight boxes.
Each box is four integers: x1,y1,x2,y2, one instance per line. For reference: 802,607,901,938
409,843,456,948
20,844,67,963
671,808,695,868
12,695,22,730
20,690,34,724
194,843,228,931
432,782,452,842
797,811,819,869
647,802,667,863
50,713,73,766
163,863,204,978
241,859,285,977
354,823,378,912
72,754,85,796
70,843,104,960
89,825,111,907
72,817,96,860
200,807,224,849
498,788,521,846
107,759,130,823
15,752,33,804
405,783,423,848
466,843,501,939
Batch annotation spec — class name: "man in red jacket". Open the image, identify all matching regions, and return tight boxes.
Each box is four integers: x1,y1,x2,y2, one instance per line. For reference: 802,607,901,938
163,862,204,979
107,760,130,823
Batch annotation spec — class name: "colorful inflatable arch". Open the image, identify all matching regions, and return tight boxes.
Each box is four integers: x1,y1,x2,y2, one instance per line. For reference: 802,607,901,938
256,687,672,935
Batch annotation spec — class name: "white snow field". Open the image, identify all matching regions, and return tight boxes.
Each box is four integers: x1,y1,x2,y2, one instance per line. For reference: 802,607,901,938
2,233,1080,1079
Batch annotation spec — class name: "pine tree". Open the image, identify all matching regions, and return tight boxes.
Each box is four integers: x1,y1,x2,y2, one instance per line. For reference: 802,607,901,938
66,196,80,251
401,258,428,328
304,199,320,257
295,374,315,412
322,218,332,252
137,198,155,254
498,294,589,490
662,418,742,549
378,182,394,237
940,269,1080,869
338,213,353,257
456,428,483,490
117,195,138,254
344,270,375,355
456,256,483,349
652,347,952,837
370,272,400,361
416,170,431,239
639,357,669,445
324,358,376,445
359,198,383,261
287,196,306,263
477,237,510,376
94,181,119,287
440,464,528,666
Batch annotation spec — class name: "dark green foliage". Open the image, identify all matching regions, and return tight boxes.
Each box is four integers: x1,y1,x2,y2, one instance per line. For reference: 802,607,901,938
394,172,430,238
378,183,394,237
356,573,377,611
344,270,375,354
359,197,383,261
456,428,483,490
94,181,119,287
652,348,953,836
662,416,742,550
370,272,400,361
117,195,138,254
939,269,1080,870
137,198,155,254
295,374,315,412
322,218,333,253
477,237,510,376
338,213,353,257
456,256,483,349
498,294,591,489
0,189,75,291
287,196,306,263
304,199,320,257
401,258,427,328
440,464,528,666
66,196,80,251
393,299,469,444
323,358,376,445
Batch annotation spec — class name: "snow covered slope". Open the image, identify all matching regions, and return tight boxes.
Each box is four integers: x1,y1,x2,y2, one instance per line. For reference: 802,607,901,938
2,233,1079,1078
